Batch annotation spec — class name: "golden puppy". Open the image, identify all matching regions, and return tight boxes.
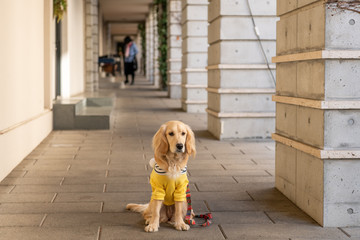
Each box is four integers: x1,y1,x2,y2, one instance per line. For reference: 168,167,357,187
126,120,196,232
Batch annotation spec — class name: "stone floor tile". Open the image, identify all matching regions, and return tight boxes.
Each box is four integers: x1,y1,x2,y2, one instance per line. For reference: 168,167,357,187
55,192,151,203
0,202,101,214
249,153,275,159
212,211,273,224
0,214,45,227
190,191,252,201
17,163,70,171
266,169,275,176
111,144,144,152
35,155,75,160
100,224,225,240
196,182,274,192
68,159,109,165
41,151,76,157
191,153,214,160
7,171,26,178
11,184,104,193
0,185,14,193
222,164,275,170
246,188,289,201
0,177,62,186
109,152,145,161
251,159,276,164
42,213,139,227
215,159,255,165
188,176,237,183
76,149,110,155
106,183,151,192
206,147,243,154
42,148,78,155
207,200,298,212
0,193,54,203
107,169,151,177
340,227,360,238
187,163,225,170
62,176,148,185
24,170,106,178
74,155,109,160
15,159,37,169
220,224,349,239
0,226,98,240
233,176,274,183
266,211,317,225
106,163,149,171
188,169,270,177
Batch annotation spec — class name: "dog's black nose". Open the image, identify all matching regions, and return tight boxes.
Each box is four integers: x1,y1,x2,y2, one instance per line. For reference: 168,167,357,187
176,143,183,150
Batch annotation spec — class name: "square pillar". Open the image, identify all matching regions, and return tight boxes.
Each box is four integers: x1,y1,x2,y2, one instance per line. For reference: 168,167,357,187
146,12,154,83
181,0,208,113
167,0,182,98
146,16,151,81
207,0,277,139
85,0,99,92
274,0,360,227
153,8,160,88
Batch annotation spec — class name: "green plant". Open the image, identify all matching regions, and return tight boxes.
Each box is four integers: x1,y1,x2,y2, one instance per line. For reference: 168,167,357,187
53,0,67,22
138,23,146,75
154,0,167,89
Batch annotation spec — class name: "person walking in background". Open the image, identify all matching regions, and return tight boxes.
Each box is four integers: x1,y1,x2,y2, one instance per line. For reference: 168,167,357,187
123,36,138,85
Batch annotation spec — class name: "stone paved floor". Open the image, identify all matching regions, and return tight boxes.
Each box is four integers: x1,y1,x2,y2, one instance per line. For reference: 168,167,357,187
0,77,359,239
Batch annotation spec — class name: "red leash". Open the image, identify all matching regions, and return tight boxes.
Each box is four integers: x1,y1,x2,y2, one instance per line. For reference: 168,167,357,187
184,184,212,227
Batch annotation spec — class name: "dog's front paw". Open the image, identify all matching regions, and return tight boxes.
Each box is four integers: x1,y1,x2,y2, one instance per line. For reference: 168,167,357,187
174,222,190,231
145,218,150,225
145,223,159,232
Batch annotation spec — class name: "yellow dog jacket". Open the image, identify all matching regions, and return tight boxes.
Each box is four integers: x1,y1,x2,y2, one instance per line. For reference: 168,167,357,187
149,160,189,206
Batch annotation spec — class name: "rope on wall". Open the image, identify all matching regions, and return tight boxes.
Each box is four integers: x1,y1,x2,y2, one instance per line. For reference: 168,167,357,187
245,0,276,86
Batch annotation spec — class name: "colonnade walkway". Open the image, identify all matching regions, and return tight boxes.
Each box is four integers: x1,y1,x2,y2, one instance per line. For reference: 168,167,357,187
0,77,358,239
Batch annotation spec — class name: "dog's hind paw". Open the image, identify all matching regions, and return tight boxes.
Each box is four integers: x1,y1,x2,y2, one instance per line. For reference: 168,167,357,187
145,223,159,232
175,222,190,231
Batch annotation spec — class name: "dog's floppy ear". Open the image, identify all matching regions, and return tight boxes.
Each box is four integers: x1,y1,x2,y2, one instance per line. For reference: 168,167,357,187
152,124,168,156
185,124,196,157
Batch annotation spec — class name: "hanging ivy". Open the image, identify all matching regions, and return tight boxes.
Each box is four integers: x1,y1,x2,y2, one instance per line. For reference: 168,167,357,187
154,0,168,90
53,0,67,22
138,23,146,75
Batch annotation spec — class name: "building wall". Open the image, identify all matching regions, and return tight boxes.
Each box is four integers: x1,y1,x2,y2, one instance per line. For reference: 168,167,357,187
0,0,54,181
61,0,85,97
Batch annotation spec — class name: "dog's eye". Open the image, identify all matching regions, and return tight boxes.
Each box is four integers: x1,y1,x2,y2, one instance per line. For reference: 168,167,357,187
169,132,174,136
182,132,186,136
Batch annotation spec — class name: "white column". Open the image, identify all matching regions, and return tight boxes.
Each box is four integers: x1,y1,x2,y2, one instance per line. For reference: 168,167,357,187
146,16,151,81
207,0,276,139
167,0,182,98
135,32,142,75
149,10,154,83
181,0,208,113
85,0,99,92
274,0,360,227
153,8,160,88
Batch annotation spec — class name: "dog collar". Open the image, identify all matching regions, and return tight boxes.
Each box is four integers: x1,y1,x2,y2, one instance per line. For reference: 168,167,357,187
154,163,187,176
